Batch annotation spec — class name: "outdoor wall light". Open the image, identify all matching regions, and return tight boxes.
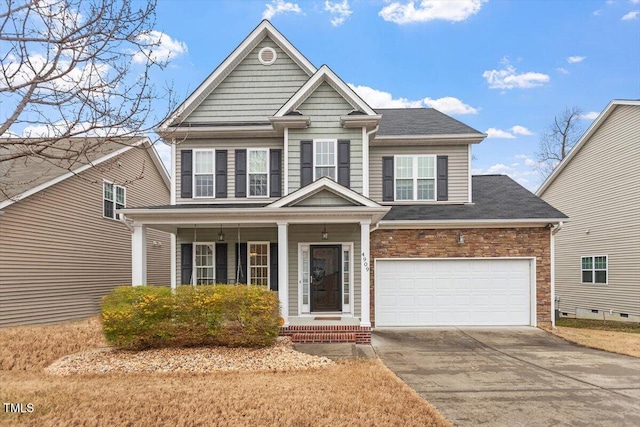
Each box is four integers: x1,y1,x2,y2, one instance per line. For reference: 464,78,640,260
457,233,465,245
218,225,225,242
322,224,329,240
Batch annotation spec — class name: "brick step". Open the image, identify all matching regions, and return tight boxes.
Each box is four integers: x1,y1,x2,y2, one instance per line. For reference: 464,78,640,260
291,332,356,343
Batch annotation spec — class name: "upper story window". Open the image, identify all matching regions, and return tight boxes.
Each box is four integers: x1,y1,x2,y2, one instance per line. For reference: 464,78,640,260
103,181,125,220
248,149,269,197
314,140,337,180
582,255,607,284
395,155,436,201
194,149,215,198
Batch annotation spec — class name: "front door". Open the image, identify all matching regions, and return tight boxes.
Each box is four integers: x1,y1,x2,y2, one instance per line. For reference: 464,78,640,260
310,245,341,312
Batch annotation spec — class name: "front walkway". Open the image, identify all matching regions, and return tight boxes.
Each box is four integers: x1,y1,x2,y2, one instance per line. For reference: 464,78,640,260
373,327,640,427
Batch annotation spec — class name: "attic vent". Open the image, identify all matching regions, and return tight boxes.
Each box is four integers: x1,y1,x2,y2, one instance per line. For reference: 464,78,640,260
258,47,277,66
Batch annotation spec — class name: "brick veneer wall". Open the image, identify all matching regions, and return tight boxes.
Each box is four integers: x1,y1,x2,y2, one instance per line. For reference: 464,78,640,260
369,227,552,327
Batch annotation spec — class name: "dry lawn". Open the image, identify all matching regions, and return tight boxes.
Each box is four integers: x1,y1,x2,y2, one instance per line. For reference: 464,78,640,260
544,326,640,358
0,318,451,427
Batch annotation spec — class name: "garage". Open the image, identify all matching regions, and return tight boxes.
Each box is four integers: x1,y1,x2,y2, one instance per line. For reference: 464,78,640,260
375,258,534,327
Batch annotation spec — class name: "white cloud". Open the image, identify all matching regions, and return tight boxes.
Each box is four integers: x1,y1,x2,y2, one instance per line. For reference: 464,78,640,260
325,0,352,26
511,125,533,136
379,0,486,24
21,121,129,138
154,143,172,174
622,10,639,20
567,55,586,63
133,31,187,64
473,159,541,190
556,67,570,74
482,59,550,89
485,128,516,139
348,84,478,114
593,9,602,15
262,0,303,20
578,111,599,120
514,154,528,159
631,0,640,4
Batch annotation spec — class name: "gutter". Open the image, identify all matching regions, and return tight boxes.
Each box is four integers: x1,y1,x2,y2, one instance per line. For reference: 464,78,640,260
550,221,563,328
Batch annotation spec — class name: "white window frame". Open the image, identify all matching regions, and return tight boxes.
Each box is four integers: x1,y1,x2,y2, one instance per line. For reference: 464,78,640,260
581,255,608,285
393,155,437,201
103,180,126,220
313,139,338,181
193,242,216,285
247,148,270,198
192,149,215,199
247,241,270,287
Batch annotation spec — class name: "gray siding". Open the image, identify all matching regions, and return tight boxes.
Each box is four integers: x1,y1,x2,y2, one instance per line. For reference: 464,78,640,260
183,37,309,124
288,82,363,193
294,190,358,206
369,144,469,203
176,138,283,204
0,147,171,326
541,105,640,317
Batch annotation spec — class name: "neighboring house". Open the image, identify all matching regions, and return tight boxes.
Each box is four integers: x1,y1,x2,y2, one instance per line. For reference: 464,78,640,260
537,100,640,323
0,137,171,326
121,21,567,343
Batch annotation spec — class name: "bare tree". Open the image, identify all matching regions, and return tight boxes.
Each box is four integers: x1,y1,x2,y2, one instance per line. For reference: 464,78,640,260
0,0,177,167
535,106,584,179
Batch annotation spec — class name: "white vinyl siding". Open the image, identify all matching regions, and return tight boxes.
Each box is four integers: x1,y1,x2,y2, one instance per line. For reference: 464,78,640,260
193,149,215,198
248,149,269,197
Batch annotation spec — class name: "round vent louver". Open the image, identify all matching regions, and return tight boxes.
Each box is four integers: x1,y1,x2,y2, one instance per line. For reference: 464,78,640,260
258,47,277,65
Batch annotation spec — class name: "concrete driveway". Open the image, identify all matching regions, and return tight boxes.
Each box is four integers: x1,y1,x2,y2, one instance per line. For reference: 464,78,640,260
373,328,640,427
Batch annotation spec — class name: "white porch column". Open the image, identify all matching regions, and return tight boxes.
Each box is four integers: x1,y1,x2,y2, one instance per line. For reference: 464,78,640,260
170,232,177,290
277,222,289,326
360,220,371,327
132,224,147,286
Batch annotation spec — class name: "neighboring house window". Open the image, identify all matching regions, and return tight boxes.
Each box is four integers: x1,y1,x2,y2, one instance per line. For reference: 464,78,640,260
394,155,436,201
194,149,215,198
581,256,607,284
103,182,125,220
248,149,269,197
314,140,337,180
248,242,269,287
194,243,215,285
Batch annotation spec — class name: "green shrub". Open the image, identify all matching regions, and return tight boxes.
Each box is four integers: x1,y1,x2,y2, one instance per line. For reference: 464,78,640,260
100,285,280,350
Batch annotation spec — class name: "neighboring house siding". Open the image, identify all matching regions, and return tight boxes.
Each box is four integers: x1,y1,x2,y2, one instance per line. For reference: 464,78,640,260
175,138,283,203
288,82,362,193
0,147,171,326
182,37,309,124
541,105,640,317
369,143,469,203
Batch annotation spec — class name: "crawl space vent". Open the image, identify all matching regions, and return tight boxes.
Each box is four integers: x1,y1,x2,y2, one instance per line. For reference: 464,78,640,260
258,47,277,65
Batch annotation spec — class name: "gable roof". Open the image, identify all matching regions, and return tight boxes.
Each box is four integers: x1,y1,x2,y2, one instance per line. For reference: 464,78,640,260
274,65,377,117
0,137,169,209
383,175,567,222
159,20,317,130
374,108,485,139
268,176,383,208
536,99,640,196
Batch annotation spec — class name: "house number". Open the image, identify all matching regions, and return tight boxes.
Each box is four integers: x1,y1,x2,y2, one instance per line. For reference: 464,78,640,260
361,252,370,272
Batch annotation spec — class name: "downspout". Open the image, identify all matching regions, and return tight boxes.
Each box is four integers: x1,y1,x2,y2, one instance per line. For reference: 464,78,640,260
550,221,563,327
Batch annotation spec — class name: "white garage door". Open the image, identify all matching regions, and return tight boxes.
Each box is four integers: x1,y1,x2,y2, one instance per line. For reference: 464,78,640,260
375,259,533,327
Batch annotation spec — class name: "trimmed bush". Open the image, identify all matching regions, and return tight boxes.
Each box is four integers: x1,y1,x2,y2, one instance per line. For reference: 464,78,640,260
101,285,280,350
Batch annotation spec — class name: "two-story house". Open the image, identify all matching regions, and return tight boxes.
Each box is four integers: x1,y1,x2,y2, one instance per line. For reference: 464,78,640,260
120,21,567,343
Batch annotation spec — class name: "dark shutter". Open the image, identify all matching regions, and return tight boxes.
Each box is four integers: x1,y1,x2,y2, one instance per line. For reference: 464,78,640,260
180,150,192,199
269,149,282,197
382,156,394,201
337,140,350,187
270,242,278,291
215,150,227,198
437,155,449,201
300,141,313,187
235,149,247,198
180,243,193,285
235,243,247,284
215,243,228,284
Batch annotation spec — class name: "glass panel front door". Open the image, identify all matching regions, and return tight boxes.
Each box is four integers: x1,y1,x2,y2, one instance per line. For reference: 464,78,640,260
310,245,342,312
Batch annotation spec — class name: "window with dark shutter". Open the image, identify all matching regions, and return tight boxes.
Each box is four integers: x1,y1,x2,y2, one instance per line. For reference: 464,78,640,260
382,156,394,201
215,150,227,198
270,149,282,197
300,141,313,187
215,243,228,284
337,140,350,187
235,150,247,198
181,243,193,285
437,156,448,201
270,242,278,291
180,150,193,198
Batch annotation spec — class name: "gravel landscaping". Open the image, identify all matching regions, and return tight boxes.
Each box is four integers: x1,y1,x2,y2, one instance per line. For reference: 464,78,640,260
46,337,333,376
